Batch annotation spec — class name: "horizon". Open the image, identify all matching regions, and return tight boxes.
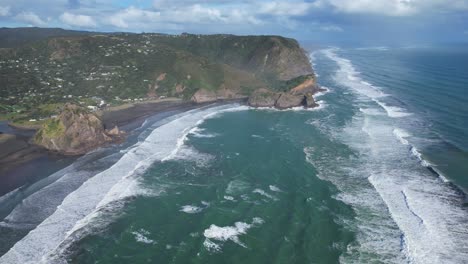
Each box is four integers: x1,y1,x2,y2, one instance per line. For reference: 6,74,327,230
0,1,467,46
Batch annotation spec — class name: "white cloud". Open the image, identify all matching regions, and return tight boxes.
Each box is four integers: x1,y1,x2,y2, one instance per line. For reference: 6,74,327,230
259,1,315,16
104,6,161,29
60,12,97,28
324,0,416,16
320,25,343,32
15,11,47,26
104,4,262,30
319,0,468,16
0,6,10,16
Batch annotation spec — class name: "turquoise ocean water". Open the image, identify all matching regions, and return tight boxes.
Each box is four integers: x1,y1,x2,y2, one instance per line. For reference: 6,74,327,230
1,46,467,263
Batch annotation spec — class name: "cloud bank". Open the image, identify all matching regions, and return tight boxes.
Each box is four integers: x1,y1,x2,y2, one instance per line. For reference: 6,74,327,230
0,0,466,43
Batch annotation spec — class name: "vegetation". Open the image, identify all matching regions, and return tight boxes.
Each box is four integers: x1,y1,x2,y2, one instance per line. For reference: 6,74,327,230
0,30,312,120
35,118,65,141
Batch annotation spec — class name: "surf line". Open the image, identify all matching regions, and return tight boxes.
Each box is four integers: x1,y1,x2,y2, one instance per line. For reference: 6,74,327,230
0,104,246,264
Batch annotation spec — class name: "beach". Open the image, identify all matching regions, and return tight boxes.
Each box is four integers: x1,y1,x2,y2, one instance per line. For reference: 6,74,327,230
0,98,199,197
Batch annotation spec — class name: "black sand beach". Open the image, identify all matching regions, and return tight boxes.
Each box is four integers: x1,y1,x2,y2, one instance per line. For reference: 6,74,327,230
0,99,197,197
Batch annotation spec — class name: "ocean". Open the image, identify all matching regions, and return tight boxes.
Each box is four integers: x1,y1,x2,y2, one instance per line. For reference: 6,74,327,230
1,46,467,263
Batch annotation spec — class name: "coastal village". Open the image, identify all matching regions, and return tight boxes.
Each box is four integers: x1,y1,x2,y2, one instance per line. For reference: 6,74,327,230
0,32,317,132
0,33,199,126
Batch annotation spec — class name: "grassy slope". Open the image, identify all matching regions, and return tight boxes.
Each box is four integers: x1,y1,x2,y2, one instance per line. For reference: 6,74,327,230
0,32,310,122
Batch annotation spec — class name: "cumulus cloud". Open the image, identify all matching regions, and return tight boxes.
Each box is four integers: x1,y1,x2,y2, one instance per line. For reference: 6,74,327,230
60,12,97,28
15,11,47,26
104,4,261,30
104,7,161,29
0,6,10,16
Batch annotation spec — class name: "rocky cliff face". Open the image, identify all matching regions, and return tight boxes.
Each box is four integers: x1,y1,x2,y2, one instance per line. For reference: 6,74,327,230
247,75,322,109
245,37,313,81
34,104,125,155
191,88,247,103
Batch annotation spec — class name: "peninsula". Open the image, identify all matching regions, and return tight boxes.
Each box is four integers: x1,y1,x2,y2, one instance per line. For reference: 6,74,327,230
0,28,320,156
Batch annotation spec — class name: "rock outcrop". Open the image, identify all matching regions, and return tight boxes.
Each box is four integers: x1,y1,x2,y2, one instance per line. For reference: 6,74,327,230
191,88,246,103
34,104,125,155
247,75,322,109
247,89,281,107
305,94,319,108
290,76,317,95
275,93,305,109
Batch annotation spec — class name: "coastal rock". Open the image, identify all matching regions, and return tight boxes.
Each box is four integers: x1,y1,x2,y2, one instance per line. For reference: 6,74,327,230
275,93,305,109
34,104,125,155
247,89,280,107
253,41,313,81
290,76,317,95
191,88,245,103
106,126,123,136
191,89,218,103
305,94,319,108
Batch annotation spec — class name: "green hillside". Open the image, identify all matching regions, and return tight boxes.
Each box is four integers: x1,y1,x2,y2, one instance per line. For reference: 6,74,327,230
0,30,313,123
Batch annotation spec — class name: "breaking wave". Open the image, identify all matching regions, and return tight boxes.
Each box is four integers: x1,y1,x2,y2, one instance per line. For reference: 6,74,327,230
317,48,468,263
0,104,247,264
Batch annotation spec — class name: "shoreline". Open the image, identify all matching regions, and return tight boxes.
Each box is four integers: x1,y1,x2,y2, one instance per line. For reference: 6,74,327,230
0,98,250,197
0,95,315,197
0,99,202,196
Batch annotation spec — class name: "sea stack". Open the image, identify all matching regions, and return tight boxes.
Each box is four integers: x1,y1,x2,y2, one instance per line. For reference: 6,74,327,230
34,104,125,155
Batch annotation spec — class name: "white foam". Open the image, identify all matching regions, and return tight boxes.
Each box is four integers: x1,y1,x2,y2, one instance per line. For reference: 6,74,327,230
307,100,327,111
251,134,264,139
359,107,385,116
323,49,412,119
180,205,204,214
168,145,214,168
410,147,432,167
131,229,155,244
374,100,412,118
202,217,263,252
252,189,276,200
312,48,468,263
189,127,218,138
0,104,246,264
342,106,468,263
223,196,236,201
225,180,249,195
313,86,330,98
269,185,282,192
322,49,388,100
203,239,221,252
251,103,325,112
393,128,411,145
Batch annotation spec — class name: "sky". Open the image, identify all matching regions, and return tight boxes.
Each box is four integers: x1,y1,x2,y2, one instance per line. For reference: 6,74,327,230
0,0,467,45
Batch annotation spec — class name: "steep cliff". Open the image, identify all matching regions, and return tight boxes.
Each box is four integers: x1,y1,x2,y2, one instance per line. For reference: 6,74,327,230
1,30,319,130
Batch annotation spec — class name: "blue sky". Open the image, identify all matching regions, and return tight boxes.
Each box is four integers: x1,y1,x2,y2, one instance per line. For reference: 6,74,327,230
0,0,467,45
